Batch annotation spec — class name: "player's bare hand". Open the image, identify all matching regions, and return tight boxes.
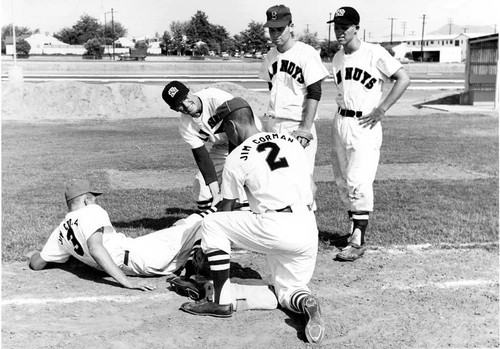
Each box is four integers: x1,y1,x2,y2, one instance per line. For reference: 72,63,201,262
211,192,223,208
124,279,157,291
292,129,313,148
358,107,385,129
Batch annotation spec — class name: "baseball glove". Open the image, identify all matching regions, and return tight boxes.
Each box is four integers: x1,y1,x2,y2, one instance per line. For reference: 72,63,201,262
291,130,314,148
166,275,213,301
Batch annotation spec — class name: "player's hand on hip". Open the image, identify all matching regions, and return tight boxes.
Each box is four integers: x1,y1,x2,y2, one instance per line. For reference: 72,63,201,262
124,279,157,291
211,192,223,208
292,129,313,148
359,107,385,129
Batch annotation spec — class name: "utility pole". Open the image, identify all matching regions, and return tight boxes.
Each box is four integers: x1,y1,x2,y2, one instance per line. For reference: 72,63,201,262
363,29,366,41
305,24,309,33
328,13,332,51
420,14,426,62
111,8,115,59
463,27,468,33
401,21,406,37
388,17,396,44
105,8,117,59
447,18,453,35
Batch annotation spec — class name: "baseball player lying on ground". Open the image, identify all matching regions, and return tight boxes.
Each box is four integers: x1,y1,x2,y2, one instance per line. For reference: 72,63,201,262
27,179,277,311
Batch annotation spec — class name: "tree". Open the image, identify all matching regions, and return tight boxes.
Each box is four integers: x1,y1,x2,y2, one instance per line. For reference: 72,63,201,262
16,39,31,56
185,11,213,50
54,14,126,45
84,38,104,58
159,30,173,55
237,21,267,53
319,40,340,61
170,21,189,55
1,24,34,54
297,30,320,50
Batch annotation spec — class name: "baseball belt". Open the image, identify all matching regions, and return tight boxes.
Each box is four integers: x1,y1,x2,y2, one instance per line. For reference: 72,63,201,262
123,250,130,266
338,107,363,118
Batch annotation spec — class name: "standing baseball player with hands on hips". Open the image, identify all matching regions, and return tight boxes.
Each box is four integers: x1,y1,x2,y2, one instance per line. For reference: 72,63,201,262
162,81,248,211
328,7,410,261
258,4,330,175
180,98,325,345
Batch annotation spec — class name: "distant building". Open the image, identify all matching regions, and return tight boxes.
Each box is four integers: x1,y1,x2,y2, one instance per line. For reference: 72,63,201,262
367,33,492,63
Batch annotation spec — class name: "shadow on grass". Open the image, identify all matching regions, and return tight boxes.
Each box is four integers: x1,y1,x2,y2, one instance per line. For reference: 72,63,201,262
318,229,349,249
112,207,199,230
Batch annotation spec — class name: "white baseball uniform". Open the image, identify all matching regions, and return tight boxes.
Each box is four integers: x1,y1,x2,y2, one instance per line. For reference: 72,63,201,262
200,132,318,311
331,41,402,212
179,87,234,207
39,204,210,276
258,41,330,173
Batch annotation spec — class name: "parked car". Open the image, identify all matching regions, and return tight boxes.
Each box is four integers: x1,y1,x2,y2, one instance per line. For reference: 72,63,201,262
243,52,253,58
221,52,229,60
254,52,263,59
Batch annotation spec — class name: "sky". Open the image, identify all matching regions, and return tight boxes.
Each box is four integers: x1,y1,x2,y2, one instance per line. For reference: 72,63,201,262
1,0,499,41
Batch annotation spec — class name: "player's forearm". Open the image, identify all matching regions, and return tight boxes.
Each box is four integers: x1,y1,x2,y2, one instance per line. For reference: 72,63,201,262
301,99,319,130
192,146,218,185
208,181,220,198
89,246,131,288
378,70,411,112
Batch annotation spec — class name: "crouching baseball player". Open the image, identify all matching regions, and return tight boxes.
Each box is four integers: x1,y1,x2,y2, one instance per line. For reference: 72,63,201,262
180,98,325,345
27,179,216,291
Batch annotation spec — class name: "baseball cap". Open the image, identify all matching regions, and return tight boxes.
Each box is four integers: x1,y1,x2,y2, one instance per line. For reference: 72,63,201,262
264,5,292,28
65,179,103,202
216,97,252,120
327,6,360,26
162,81,189,109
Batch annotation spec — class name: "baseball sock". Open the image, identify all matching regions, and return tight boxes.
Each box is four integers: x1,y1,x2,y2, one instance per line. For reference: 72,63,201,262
351,211,369,246
289,289,311,314
207,249,231,305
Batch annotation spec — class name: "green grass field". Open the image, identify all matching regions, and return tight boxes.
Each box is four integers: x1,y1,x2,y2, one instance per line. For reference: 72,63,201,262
2,112,498,261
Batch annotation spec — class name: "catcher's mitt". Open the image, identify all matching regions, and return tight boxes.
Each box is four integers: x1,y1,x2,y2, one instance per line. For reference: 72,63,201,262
167,275,213,301
291,129,313,148
193,248,211,278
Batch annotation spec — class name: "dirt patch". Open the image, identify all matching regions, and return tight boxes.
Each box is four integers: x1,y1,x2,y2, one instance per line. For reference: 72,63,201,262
2,246,498,348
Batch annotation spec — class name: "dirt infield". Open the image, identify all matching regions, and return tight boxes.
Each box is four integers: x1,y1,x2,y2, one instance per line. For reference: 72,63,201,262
2,245,498,348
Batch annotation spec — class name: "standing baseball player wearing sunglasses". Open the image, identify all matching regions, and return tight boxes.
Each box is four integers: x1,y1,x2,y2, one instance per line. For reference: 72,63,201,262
258,4,330,176
328,7,410,261
180,98,325,345
162,81,249,211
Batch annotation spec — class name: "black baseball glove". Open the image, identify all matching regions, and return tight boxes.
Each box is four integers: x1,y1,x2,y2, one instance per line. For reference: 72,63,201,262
166,275,213,301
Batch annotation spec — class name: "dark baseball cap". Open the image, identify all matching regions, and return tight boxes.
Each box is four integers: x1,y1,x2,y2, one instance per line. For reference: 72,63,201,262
216,97,252,120
327,6,360,26
162,81,189,109
264,5,292,28
65,179,103,202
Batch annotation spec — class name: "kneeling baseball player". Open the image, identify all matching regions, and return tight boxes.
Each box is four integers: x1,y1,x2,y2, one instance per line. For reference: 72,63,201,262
180,98,325,345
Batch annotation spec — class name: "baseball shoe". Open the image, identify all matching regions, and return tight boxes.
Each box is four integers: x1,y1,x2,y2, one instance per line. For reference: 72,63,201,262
303,295,325,345
181,299,233,318
336,244,367,261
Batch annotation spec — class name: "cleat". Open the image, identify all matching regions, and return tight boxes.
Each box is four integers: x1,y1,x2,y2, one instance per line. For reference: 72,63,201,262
181,299,233,318
336,244,367,261
303,295,325,345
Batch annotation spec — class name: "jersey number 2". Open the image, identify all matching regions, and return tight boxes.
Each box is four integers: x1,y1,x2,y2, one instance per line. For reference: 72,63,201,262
257,142,289,171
